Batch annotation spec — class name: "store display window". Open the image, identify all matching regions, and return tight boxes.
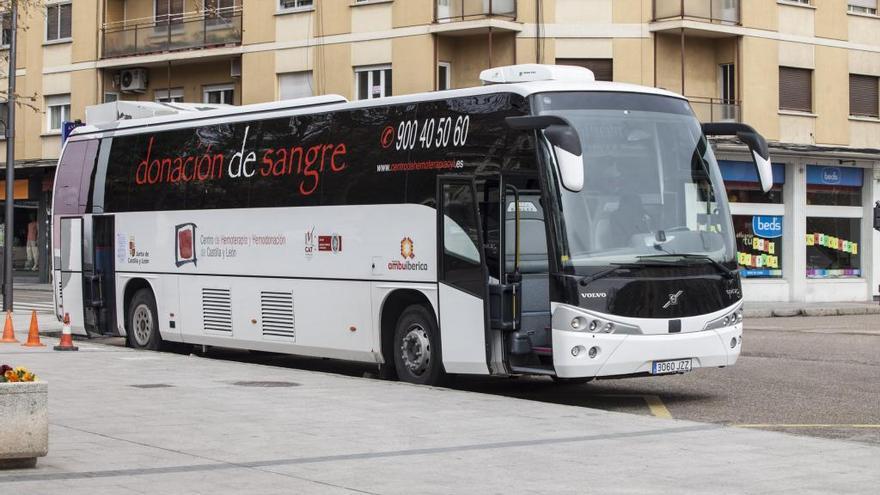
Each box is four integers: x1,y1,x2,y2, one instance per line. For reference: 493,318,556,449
806,166,863,206
733,215,783,278
806,217,861,278
720,160,785,204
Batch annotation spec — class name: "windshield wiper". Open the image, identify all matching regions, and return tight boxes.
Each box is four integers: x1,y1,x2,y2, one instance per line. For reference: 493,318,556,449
579,261,672,286
636,253,737,279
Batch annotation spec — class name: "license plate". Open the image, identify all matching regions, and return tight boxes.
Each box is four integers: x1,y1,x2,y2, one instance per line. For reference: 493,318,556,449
651,358,692,375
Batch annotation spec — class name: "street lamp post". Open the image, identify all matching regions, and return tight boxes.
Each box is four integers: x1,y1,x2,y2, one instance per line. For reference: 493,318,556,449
4,0,17,312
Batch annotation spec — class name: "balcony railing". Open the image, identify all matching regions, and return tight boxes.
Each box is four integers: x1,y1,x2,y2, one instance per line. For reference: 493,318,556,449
689,97,741,123
101,7,242,59
435,0,516,22
653,0,740,24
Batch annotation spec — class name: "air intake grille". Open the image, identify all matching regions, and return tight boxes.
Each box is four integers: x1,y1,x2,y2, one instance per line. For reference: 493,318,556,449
261,291,295,340
202,288,232,333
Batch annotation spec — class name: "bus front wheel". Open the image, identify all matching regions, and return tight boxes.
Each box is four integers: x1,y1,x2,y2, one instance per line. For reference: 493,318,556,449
127,289,162,351
393,305,446,386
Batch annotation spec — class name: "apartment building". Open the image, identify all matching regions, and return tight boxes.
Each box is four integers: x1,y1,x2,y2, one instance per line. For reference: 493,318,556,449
0,0,877,302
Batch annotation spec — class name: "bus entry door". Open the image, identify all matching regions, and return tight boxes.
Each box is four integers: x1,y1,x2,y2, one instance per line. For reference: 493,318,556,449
58,217,87,335
82,215,117,336
437,178,490,375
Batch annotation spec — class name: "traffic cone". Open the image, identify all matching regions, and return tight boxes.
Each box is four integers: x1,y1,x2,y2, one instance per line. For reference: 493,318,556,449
22,310,45,348
0,311,17,343
54,313,78,351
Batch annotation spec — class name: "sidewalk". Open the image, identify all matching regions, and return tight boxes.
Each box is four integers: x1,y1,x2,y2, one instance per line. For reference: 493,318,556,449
744,300,880,318
0,339,877,494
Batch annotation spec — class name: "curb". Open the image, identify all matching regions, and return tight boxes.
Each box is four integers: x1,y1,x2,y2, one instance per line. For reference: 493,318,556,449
745,305,880,318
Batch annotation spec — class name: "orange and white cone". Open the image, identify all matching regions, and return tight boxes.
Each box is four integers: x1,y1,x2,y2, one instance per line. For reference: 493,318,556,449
54,313,78,351
0,311,17,344
22,310,45,347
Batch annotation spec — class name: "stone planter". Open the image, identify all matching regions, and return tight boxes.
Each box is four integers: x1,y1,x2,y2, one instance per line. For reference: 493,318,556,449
0,381,48,468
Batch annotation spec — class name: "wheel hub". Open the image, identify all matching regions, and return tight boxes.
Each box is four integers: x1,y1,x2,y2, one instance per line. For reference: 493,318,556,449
400,325,431,376
132,304,152,346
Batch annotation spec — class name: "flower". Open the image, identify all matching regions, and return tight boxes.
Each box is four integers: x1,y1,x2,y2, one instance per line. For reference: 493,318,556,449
0,365,36,383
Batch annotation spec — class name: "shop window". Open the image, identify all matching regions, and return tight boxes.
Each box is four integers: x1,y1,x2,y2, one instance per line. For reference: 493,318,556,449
733,215,783,278
720,160,784,204
806,217,861,278
806,165,863,207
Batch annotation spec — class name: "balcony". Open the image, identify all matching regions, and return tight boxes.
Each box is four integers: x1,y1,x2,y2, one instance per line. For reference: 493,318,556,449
689,97,741,123
653,0,740,25
101,7,242,59
435,0,516,22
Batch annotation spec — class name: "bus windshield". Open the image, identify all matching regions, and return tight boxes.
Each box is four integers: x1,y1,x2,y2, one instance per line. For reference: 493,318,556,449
534,92,735,272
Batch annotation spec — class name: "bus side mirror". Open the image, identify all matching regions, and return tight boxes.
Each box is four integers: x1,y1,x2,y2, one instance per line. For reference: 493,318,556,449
703,122,773,193
874,201,880,232
506,115,585,192
544,125,584,192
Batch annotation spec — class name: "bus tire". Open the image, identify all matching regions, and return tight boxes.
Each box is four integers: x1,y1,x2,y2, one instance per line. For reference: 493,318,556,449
393,304,446,386
127,288,162,351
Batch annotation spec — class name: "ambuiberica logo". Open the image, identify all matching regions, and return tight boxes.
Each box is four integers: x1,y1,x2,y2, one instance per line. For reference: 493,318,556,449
388,237,428,271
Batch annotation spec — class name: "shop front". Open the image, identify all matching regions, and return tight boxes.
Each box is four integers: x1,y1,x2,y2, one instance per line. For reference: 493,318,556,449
0,163,55,284
718,144,879,303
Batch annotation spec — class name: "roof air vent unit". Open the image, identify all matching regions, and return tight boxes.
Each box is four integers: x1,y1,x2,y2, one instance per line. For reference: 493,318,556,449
479,64,595,85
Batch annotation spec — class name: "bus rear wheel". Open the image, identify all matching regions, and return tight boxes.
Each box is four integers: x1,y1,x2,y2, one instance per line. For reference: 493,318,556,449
127,288,162,351
393,305,446,386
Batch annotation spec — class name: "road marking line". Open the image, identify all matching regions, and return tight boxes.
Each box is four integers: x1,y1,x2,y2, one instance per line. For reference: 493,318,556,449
733,424,880,429
594,394,673,419
643,395,672,419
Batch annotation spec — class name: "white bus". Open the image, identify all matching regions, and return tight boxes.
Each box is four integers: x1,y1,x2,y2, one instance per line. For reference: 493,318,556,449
52,65,773,385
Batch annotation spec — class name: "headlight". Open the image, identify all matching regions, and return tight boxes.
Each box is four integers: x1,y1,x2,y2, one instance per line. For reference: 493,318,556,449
552,305,641,335
704,305,744,331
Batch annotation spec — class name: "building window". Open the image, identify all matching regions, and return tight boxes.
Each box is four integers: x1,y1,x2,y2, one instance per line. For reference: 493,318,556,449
733,215,783,278
438,62,451,91
849,74,879,118
556,58,613,82
278,71,313,100
848,0,878,15
806,218,861,278
103,92,119,103
155,88,184,103
779,67,812,113
0,14,11,47
46,94,71,132
46,1,72,42
279,0,313,11
0,101,7,136
355,65,391,100
806,165,863,207
155,0,184,24
203,84,235,105
721,160,784,204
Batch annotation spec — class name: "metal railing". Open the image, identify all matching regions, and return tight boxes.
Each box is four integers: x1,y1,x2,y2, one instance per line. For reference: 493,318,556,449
101,7,242,59
653,0,740,24
689,97,741,122
435,0,516,22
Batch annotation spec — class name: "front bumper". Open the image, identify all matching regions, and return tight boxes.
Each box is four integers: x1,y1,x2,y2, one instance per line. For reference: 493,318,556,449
552,324,742,378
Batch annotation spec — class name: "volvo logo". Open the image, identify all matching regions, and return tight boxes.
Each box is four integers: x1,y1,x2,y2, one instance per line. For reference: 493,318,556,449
581,292,607,299
662,290,684,309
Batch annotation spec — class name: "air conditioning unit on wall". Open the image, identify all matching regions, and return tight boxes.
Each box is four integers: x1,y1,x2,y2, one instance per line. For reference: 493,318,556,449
119,68,148,93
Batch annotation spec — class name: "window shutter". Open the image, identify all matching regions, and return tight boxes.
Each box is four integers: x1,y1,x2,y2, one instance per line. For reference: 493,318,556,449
59,3,72,39
556,58,613,82
849,0,877,8
850,74,879,118
278,72,314,100
779,67,812,112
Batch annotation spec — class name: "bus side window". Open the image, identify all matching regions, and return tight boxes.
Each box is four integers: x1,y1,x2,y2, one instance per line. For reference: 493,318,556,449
78,140,100,210
55,141,89,215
